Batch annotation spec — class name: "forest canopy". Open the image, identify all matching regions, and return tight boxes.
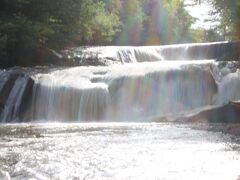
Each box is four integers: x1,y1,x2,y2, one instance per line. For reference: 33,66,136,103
208,0,240,40
0,0,239,66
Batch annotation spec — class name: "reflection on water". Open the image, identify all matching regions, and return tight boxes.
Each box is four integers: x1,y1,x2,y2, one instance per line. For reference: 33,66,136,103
0,123,240,180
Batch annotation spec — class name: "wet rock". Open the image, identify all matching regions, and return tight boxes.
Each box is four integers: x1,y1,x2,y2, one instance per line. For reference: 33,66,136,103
63,48,122,66
0,70,34,122
0,72,20,110
179,102,240,124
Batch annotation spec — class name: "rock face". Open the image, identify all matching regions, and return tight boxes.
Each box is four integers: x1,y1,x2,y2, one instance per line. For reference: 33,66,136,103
180,102,240,124
0,70,34,122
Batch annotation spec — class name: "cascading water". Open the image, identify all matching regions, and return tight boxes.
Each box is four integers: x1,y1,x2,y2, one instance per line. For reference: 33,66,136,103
31,73,110,121
0,42,240,122
30,61,218,121
1,42,240,180
66,41,240,64
217,70,240,104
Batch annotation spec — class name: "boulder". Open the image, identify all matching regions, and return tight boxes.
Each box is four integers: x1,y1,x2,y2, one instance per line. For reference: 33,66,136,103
178,101,240,124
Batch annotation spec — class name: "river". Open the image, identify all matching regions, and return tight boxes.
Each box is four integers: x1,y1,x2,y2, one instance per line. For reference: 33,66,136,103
1,42,240,179
0,123,240,179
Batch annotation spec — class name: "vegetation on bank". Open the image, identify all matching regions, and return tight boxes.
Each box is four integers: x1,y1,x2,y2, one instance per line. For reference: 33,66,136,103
209,0,240,40
0,0,239,67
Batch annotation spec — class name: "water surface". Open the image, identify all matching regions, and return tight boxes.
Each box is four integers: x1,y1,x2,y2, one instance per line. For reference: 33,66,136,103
0,123,240,180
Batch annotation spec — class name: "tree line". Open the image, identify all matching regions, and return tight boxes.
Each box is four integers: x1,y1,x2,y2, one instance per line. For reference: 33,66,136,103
0,0,239,66
209,0,240,40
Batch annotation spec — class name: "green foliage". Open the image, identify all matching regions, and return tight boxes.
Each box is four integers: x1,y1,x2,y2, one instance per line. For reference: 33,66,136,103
79,1,120,44
209,0,240,40
0,33,7,57
113,0,195,45
115,0,145,45
0,14,40,65
141,0,195,45
165,0,195,43
191,29,224,42
0,0,120,66
0,0,198,66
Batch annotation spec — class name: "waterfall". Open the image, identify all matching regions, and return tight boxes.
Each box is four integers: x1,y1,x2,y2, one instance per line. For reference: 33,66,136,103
69,46,163,64
217,70,240,104
66,41,240,64
0,70,34,122
32,74,110,121
0,41,240,122
28,61,218,121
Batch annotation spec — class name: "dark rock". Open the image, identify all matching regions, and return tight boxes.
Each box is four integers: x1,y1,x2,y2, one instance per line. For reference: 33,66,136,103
0,72,20,110
17,76,34,122
179,102,240,123
0,70,34,122
20,48,66,66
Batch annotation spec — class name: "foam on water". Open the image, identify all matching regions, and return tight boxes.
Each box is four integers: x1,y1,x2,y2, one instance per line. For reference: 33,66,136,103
0,123,239,179
29,60,219,121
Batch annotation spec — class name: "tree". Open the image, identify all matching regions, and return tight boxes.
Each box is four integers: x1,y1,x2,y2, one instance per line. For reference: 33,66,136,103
208,0,240,40
191,28,224,42
113,0,145,45
141,0,195,45
0,0,120,66
0,0,197,66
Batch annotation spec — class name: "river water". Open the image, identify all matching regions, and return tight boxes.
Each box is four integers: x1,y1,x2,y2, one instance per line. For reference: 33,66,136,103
1,43,240,179
0,123,240,180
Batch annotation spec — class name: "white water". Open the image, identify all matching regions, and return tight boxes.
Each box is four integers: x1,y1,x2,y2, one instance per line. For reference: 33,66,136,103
0,43,240,179
26,42,240,122
0,123,240,180
217,70,240,104
28,59,240,122
0,43,240,122
68,41,230,64
30,60,222,121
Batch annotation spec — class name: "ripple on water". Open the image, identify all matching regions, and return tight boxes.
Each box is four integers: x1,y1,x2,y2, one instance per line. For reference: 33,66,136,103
0,123,239,180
